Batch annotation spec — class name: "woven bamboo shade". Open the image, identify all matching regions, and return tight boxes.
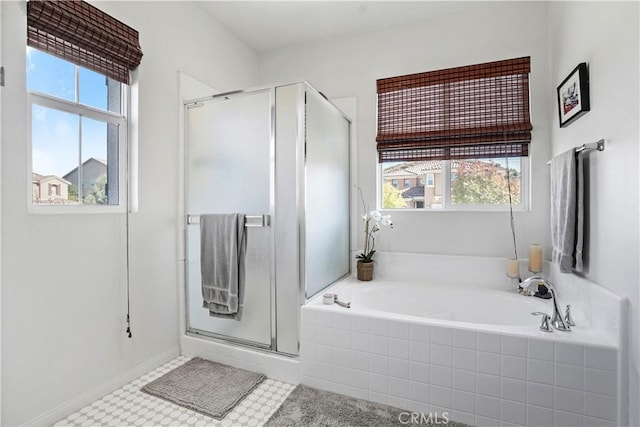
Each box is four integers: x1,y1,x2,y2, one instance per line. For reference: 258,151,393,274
27,0,143,84
376,57,532,162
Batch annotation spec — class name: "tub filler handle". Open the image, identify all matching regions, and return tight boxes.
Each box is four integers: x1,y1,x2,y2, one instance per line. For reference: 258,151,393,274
323,293,351,309
531,312,553,333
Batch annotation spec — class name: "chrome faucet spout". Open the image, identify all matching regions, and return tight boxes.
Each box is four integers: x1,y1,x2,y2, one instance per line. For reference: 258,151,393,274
520,276,570,331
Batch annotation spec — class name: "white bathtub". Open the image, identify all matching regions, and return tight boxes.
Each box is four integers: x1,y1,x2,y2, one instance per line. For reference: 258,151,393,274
300,271,625,427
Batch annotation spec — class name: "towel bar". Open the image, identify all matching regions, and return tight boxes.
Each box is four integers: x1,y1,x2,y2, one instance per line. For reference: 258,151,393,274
546,139,605,165
186,214,270,227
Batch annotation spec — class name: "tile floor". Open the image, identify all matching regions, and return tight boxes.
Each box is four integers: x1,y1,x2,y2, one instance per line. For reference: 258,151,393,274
54,356,296,427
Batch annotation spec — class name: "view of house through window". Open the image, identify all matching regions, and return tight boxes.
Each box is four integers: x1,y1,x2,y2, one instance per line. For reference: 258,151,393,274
27,48,124,206
381,157,523,209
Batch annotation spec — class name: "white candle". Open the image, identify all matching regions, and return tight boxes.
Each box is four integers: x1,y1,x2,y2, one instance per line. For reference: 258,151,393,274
506,259,520,278
529,244,543,273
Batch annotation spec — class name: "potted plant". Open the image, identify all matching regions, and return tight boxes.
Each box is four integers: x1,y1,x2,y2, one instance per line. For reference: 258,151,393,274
356,209,393,281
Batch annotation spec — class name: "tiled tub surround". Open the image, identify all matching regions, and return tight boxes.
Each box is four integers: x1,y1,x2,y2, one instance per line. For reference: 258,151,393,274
300,253,627,427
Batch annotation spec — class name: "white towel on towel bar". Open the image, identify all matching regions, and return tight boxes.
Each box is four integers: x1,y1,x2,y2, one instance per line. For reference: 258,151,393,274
200,213,246,320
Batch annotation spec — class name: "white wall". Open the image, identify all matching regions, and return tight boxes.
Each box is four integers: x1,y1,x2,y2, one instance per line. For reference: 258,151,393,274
548,2,640,425
259,1,552,259
0,2,257,425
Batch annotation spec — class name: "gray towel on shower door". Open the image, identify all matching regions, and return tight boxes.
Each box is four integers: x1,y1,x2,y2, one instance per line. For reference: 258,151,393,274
200,213,246,320
550,149,577,273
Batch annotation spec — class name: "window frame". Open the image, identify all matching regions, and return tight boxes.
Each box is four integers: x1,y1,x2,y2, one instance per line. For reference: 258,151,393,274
27,68,128,214
378,156,529,212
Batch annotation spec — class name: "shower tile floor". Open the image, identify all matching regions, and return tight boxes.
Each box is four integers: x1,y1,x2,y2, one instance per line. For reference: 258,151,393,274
54,356,296,427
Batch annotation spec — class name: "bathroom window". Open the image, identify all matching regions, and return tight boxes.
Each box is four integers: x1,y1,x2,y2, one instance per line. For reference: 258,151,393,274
28,48,125,208
380,157,527,210
25,0,142,211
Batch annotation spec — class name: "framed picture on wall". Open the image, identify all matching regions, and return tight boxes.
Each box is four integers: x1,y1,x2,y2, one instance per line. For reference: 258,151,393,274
557,62,590,127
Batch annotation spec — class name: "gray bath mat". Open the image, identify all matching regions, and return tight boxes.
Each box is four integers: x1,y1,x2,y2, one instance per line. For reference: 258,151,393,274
141,357,265,419
265,384,470,426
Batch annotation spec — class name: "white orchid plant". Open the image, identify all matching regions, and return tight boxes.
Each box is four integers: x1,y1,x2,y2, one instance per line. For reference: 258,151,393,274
356,188,393,263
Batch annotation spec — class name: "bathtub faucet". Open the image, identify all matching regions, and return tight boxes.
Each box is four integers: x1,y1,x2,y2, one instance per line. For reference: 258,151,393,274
520,276,570,332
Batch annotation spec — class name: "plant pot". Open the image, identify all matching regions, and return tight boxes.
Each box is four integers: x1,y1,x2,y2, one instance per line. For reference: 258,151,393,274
357,261,374,281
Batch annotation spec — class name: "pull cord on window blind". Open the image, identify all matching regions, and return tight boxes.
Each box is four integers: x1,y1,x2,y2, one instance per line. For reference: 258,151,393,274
376,57,532,162
27,0,143,84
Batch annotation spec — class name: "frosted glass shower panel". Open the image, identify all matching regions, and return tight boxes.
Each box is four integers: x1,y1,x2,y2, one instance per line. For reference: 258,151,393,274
185,89,272,347
305,90,350,298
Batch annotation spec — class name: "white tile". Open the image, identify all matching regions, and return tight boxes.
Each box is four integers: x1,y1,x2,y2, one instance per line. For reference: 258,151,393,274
501,355,526,380
350,350,369,371
333,348,351,367
389,377,409,398
584,392,617,422
555,342,584,367
454,329,477,350
299,341,317,360
300,308,316,325
476,415,500,427
315,344,333,364
477,373,500,398
502,336,527,357
584,346,617,371
389,337,410,359
555,363,583,390
316,326,333,345
350,369,369,390
389,357,409,379
350,386,369,400
555,410,583,427
333,329,352,349
501,400,526,425
452,390,476,413
333,311,352,330
430,404,452,418
527,359,554,385
369,391,388,405
389,320,410,339
527,405,554,427
388,396,411,410
432,327,453,346
370,335,389,356
431,344,453,367
477,394,500,419
333,365,350,385
408,381,428,402
501,378,526,403
453,348,476,371
331,382,350,395
316,309,333,327
528,338,555,362
369,354,388,374
453,369,476,393
351,315,370,333
410,323,431,343
477,351,501,376
431,365,453,388
409,361,430,383
369,373,388,394
409,341,430,363
351,331,370,352
584,416,618,427
555,386,583,415
408,400,431,415
430,385,452,408
370,318,389,336
584,368,617,396
477,332,502,354
527,382,554,409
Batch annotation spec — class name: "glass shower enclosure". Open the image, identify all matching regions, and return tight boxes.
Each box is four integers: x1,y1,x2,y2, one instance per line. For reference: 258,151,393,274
184,82,350,355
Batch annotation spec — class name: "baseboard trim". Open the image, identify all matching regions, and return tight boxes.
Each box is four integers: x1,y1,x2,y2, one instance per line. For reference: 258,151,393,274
22,346,181,427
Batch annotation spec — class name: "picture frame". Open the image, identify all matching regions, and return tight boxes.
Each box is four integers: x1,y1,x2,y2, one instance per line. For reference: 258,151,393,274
557,62,590,128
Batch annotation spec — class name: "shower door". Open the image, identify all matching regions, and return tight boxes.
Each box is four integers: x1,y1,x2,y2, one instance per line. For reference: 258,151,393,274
184,89,273,348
